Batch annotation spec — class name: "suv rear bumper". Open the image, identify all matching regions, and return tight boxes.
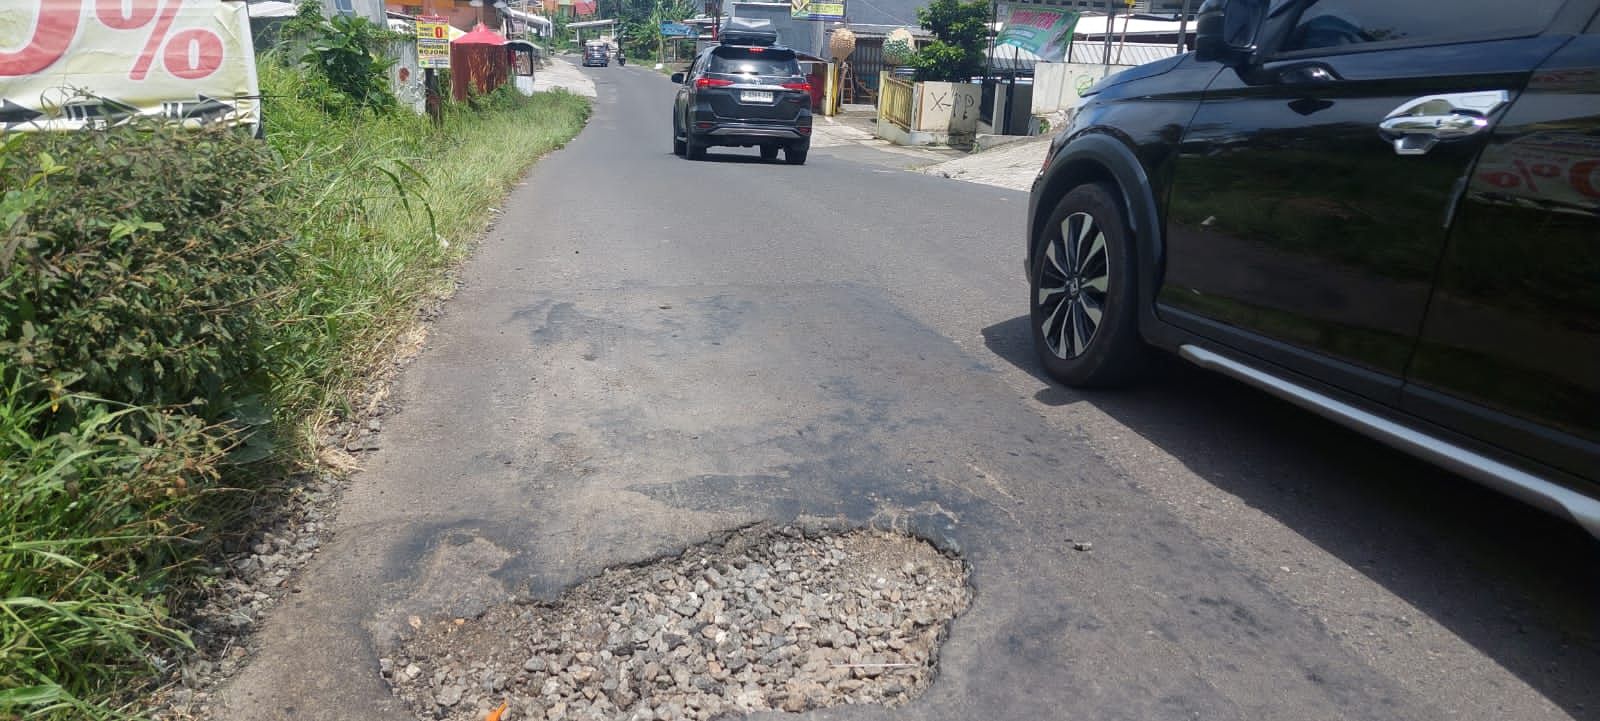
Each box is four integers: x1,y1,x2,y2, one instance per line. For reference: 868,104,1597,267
709,125,806,139
694,121,812,144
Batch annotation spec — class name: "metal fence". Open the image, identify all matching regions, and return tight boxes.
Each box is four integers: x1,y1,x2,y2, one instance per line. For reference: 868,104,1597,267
881,75,914,130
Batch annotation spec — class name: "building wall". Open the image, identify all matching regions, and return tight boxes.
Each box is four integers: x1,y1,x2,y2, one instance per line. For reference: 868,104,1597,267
913,81,980,134
1031,61,1136,115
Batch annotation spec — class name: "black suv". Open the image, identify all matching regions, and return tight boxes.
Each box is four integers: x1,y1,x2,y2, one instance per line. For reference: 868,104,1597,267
1028,0,1600,536
671,26,813,164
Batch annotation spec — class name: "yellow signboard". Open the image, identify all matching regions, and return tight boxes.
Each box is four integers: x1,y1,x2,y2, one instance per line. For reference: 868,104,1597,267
416,15,452,69
791,0,844,21
0,0,258,132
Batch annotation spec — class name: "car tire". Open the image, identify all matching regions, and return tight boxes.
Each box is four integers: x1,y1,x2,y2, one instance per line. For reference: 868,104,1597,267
760,145,780,161
784,143,808,165
686,133,707,160
673,124,686,156
1028,182,1146,387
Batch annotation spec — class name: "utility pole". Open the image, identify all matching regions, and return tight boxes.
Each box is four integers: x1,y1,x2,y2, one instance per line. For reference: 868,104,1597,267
1175,0,1192,53
1101,2,1114,73
984,0,995,83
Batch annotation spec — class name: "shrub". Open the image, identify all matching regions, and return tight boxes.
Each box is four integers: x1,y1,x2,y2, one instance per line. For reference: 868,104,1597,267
910,0,990,82
0,122,290,439
280,0,399,116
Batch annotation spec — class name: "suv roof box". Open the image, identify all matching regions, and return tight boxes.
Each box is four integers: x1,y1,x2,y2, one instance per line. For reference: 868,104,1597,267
720,17,778,46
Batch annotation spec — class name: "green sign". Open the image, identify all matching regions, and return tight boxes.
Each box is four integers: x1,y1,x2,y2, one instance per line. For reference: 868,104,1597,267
994,5,1079,62
791,0,845,20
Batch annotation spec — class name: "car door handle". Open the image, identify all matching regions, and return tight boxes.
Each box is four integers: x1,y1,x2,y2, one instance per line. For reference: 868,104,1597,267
1379,113,1488,137
1378,90,1509,156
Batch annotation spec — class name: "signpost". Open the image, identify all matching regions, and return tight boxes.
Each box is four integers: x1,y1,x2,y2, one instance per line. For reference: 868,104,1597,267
414,16,450,125
416,16,452,69
790,0,845,21
0,0,258,132
660,22,697,37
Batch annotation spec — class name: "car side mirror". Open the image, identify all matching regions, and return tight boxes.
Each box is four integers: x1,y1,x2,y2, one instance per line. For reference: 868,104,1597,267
671,72,685,83
1194,0,1265,66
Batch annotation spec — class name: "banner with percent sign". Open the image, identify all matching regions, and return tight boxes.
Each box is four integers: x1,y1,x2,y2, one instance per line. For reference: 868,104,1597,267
0,0,259,133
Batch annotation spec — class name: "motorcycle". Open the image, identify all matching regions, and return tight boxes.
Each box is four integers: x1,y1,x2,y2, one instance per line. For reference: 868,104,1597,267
617,52,626,66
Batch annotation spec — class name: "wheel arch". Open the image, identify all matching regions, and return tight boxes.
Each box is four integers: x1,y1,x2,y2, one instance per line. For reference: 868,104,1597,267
1030,132,1175,349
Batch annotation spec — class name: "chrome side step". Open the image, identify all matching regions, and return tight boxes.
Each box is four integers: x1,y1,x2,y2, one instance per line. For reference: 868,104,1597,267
1178,344,1600,540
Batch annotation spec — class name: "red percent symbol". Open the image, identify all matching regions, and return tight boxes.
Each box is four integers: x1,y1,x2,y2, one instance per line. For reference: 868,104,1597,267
0,0,226,80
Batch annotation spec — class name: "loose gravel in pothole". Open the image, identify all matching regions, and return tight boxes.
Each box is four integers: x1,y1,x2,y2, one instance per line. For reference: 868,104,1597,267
384,525,971,721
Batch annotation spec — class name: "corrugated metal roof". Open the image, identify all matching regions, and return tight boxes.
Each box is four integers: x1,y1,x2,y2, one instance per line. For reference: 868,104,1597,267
840,23,934,38
1066,41,1182,65
1073,14,1192,38
1005,0,1198,11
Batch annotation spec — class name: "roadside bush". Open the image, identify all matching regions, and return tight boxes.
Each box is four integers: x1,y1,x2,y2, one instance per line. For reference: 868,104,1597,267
0,123,290,438
280,0,399,116
0,119,286,719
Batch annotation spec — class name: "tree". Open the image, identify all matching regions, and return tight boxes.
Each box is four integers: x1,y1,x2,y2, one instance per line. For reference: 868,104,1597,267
909,0,990,82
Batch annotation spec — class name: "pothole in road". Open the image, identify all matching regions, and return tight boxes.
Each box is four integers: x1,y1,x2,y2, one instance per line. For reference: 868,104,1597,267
384,524,972,721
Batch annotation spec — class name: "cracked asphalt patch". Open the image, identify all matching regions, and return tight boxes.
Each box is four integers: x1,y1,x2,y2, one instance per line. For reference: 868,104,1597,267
383,524,969,721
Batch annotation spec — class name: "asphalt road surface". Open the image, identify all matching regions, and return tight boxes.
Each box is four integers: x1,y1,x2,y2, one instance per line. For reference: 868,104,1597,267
214,63,1600,721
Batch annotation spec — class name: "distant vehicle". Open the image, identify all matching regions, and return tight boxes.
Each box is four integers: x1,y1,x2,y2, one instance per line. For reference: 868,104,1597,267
582,43,609,67
670,21,812,164
1025,0,1600,538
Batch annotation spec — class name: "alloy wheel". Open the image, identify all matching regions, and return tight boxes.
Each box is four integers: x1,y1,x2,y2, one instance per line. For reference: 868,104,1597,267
1037,211,1111,359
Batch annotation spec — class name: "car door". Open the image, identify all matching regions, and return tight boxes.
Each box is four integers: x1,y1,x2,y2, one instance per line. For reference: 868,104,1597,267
1160,0,1575,403
675,53,703,133
1403,9,1600,482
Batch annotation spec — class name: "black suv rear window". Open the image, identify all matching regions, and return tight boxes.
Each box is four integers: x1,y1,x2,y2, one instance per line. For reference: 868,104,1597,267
708,47,799,76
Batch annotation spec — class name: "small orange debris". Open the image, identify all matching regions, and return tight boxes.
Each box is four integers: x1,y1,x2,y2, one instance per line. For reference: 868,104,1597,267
486,700,508,721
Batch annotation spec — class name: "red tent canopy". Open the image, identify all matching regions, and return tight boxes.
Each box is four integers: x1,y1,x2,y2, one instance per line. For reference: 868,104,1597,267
450,24,511,100
453,23,508,45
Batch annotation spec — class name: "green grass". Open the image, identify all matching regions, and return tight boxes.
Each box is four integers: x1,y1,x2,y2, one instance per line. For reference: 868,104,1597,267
0,387,222,720
0,60,588,721
258,60,590,446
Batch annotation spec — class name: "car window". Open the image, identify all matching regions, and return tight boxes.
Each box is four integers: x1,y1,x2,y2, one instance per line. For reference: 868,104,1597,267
1280,0,1569,53
707,47,800,76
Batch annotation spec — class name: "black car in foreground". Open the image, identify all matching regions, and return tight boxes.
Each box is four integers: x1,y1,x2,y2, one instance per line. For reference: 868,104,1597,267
671,23,812,164
1028,0,1600,537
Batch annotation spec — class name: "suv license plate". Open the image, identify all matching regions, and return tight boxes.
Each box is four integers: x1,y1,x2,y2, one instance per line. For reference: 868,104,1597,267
741,90,774,103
